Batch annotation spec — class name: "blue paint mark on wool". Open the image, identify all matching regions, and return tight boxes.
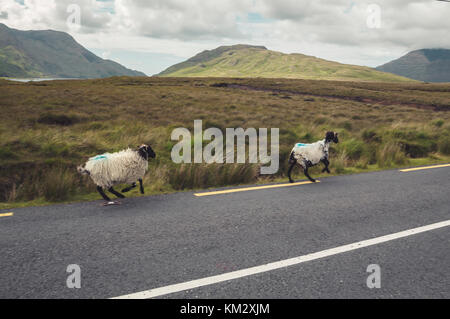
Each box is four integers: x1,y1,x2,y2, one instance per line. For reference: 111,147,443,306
296,143,307,147
92,155,108,161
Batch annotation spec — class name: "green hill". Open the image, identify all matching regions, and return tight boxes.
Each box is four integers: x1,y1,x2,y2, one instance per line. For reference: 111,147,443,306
0,23,146,78
157,44,415,82
376,49,450,83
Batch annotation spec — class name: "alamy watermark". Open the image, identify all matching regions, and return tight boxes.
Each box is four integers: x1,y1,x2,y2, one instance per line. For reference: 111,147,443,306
171,120,279,175
366,264,381,289
367,4,381,29
66,4,81,31
66,264,81,289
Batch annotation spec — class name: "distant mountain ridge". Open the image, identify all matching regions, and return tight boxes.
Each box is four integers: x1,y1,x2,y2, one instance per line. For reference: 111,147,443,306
0,23,145,78
376,49,450,83
157,44,414,82
158,44,268,76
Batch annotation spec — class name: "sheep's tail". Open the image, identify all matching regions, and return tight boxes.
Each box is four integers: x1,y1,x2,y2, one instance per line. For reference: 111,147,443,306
288,151,296,164
77,165,90,176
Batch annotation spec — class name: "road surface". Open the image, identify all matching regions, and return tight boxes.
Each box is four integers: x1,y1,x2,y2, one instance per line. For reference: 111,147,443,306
0,165,449,299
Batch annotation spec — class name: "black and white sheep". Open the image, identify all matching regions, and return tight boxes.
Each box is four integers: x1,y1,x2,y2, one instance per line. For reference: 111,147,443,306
288,131,339,183
77,144,156,202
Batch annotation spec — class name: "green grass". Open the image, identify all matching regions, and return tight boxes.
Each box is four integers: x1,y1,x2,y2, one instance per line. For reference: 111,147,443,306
158,46,415,82
0,76,449,209
0,45,44,78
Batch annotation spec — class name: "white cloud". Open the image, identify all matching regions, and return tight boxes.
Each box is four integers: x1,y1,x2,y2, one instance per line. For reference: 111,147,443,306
110,0,253,40
0,0,112,32
0,0,449,73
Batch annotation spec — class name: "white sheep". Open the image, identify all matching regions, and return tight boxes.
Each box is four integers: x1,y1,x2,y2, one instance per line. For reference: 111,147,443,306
288,131,339,183
77,144,156,202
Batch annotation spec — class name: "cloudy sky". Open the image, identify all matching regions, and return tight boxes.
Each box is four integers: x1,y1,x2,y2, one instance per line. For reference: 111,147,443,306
1,0,449,75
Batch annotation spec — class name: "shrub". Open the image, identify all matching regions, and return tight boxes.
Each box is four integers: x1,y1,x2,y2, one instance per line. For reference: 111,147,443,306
37,113,80,126
41,168,78,201
0,147,18,160
388,128,437,158
333,151,349,174
362,129,381,143
391,129,430,141
169,163,258,190
377,142,408,168
10,164,96,202
432,119,444,128
5,183,17,202
340,139,365,160
438,135,450,155
355,157,369,169
401,140,437,158
340,121,353,131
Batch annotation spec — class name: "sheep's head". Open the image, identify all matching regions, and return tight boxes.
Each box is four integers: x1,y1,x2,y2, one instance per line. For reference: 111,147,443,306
138,144,156,160
325,131,339,144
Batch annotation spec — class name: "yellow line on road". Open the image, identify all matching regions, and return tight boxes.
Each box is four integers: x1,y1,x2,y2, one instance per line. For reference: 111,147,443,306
0,212,14,218
400,164,450,172
194,180,320,197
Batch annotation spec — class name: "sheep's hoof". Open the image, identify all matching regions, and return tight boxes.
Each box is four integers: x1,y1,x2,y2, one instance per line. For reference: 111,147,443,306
102,201,122,206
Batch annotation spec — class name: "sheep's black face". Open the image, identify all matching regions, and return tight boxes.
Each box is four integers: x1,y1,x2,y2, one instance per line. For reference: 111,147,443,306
146,145,156,159
333,132,339,143
138,144,156,160
326,131,339,143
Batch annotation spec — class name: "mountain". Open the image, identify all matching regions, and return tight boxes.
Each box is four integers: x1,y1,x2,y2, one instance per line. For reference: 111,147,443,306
0,23,145,78
376,49,450,83
157,44,414,82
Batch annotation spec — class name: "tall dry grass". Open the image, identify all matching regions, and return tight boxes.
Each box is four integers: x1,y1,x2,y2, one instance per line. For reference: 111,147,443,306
0,77,449,204
376,142,409,168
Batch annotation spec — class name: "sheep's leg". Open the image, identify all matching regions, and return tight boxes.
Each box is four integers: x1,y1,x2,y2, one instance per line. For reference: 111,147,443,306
287,152,298,183
108,187,126,199
304,167,316,183
139,179,144,194
97,186,111,201
121,183,137,193
287,162,296,183
321,158,331,173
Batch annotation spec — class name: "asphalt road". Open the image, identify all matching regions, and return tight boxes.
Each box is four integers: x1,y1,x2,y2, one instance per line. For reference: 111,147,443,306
0,165,449,299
